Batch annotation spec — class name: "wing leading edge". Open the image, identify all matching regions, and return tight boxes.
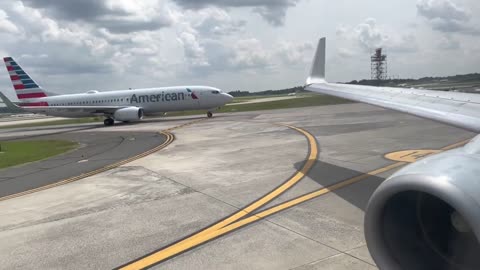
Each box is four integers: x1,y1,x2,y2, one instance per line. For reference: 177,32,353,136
20,105,128,116
305,37,480,133
0,92,128,116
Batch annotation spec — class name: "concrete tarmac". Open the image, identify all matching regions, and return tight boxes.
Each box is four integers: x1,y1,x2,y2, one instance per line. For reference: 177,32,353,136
0,104,474,269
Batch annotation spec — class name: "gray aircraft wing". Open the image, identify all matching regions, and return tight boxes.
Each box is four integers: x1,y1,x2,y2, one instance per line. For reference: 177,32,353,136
19,105,127,115
0,91,127,115
305,38,480,133
0,92,23,113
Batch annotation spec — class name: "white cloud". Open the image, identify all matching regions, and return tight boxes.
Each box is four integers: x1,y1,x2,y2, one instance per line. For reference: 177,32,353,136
337,18,418,54
275,41,313,65
417,0,480,35
170,0,299,26
228,38,270,68
190,7,245,36
437,35,460,50
0,9,19,34
22,0,175,33
177,30,210,67
355,18,386,51
417,0,467,21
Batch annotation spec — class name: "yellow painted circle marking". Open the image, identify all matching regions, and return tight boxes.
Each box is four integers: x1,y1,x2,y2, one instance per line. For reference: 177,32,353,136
384,149,441,163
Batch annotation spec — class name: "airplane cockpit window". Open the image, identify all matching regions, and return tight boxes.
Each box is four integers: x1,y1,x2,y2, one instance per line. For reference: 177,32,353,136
212,90,220,94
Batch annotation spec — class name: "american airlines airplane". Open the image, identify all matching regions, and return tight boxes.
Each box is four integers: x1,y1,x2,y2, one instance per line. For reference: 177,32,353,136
306,38,480,270
1,57,233,126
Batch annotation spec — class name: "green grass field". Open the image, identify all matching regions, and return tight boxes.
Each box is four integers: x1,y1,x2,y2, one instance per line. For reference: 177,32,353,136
167,94,351,117
0,140,78,169
227,94,295,103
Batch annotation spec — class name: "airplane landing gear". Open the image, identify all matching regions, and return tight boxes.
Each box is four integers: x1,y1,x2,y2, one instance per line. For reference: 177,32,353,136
104,118,114,126
207,111,213,118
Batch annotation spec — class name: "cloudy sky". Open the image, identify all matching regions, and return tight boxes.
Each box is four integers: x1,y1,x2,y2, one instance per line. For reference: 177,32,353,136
0,0,479,100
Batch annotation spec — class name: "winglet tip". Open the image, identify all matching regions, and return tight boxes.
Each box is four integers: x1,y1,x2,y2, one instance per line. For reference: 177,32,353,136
306,37,327,85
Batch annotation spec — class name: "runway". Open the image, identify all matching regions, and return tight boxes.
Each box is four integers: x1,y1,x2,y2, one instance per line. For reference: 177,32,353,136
0,104,474,269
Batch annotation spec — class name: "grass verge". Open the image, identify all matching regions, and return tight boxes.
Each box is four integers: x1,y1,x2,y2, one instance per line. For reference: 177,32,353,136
0,140,78,169
167,94,352,117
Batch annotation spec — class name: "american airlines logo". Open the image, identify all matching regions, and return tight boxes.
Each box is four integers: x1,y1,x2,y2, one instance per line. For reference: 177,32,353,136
187,88,198,99
130,89,198,104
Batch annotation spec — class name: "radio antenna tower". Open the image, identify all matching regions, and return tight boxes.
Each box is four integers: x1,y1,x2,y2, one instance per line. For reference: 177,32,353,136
371,48,387,81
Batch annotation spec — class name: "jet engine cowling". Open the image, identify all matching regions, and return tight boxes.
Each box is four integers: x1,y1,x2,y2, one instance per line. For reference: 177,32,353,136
113,107,144,122
364,140,480,270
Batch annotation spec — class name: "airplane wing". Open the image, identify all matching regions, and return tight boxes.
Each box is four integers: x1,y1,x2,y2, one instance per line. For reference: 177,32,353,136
20,105,127,115
305,38,480,133
0,91,23,113
20,106,124,114
0,92,127,116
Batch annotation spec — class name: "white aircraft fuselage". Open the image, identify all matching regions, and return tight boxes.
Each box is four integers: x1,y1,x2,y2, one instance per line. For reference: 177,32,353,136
30,86,232,118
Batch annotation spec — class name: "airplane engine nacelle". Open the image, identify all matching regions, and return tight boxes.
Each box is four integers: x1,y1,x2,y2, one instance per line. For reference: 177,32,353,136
113,107,144,122
365,141,480,270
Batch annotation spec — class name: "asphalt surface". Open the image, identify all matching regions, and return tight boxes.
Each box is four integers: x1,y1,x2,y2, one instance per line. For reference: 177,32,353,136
0,105,475,270
0,125,166,198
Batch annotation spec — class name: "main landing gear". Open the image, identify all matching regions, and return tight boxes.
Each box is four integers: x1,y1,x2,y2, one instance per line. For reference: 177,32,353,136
104,118,114,126
207,111,213,118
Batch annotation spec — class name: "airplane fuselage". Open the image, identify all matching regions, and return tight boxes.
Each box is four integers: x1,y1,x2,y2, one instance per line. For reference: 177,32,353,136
20,86,232,118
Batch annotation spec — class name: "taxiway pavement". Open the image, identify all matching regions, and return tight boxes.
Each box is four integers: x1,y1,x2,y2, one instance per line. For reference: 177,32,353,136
0,104,474,269
0,126,167,198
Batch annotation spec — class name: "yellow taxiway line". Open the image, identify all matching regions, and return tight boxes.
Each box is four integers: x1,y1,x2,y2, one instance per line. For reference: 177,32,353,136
0,118,206,202
0,132,174,202
119,124,319,270
119,134,471,270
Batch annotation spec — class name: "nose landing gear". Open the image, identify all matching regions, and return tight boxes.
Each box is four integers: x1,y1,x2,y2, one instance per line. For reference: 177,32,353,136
207,111,213,118
104,118,114,126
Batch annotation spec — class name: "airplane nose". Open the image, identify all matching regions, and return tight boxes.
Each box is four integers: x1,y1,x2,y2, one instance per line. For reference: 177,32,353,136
223,93,234,102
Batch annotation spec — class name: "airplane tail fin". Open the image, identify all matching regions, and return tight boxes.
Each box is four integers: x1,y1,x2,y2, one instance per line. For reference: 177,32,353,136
306,37,326,85
3,57,48,100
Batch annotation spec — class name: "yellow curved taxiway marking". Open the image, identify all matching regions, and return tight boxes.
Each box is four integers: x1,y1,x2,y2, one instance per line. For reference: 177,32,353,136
0,132,175,202
0,118,207,202
119,136,472,270
119,124,319,270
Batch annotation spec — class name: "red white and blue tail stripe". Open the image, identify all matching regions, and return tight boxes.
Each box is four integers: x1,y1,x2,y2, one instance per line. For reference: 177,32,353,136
4,57,48,102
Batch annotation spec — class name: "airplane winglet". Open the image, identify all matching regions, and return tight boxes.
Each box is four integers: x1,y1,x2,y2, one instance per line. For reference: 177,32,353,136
0,91,22,110
306,37,326,85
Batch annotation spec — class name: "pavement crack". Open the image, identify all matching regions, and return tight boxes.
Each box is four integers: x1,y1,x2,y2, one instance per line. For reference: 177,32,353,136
259,217,376,268
137,167,244,212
